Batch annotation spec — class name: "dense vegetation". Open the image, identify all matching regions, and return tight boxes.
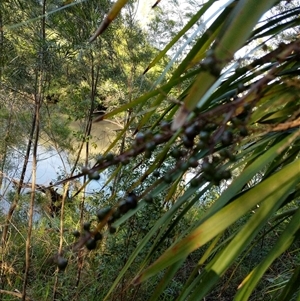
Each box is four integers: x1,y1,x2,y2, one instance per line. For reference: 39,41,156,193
0,0,300,300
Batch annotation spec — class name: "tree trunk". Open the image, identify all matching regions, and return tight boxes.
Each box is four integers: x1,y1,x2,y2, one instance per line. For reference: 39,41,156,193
21,0,46,299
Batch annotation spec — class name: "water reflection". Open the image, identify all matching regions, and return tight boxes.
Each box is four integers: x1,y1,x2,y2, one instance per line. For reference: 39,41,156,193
1,147,108,215
1,119,122,217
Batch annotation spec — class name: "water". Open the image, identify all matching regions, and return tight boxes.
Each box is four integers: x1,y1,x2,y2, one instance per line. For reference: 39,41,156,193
0,144,109,215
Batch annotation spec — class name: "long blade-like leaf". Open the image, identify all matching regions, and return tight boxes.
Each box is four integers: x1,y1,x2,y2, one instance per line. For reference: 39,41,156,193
134,158,300,284
90,0,129,42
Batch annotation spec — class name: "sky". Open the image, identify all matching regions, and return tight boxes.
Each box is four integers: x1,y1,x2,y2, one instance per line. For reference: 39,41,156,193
135,0,229,28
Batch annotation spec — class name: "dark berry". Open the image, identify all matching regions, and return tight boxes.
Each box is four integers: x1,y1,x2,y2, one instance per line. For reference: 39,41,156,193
126,193,138,209
153,170,160,177
179,161,189,171
203,173,213,181
109,226,117,234
153,133,164,143
231,117,241,126
221,131,233,146
188,157,199,168
239,127,248,137
222,170,231,180
89,171,100,180
144,150,152,159
83,222,91,231
105,153,115,161
86,238,97,250
180,149,188,156
185,125,198,139
202,161,213,173
196,140,206,150
212,179,221,186
144,195,153,203
135,132,145,144
237,83,244,92
72,230,80,238
170,148,181,158
119,200,130,214
163,174,172,183
199,131,210,142
94,232,103,241
182,135,194,148
214,169,226,181
194,120,204,131
219,149,229,158
228,153,236,162
82,167,89,175
201,56,215,70
212,156,221,164
219,149,235,161
204,123,217,132
96,155,104,164
113,208,121,219
57,256,68,271
145,141,156,151
244,103,251,112
96,207,111,221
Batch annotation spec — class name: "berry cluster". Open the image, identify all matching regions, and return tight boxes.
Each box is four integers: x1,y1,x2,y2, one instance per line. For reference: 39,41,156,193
79,222,103,251
56,255,68,271
156,108,251,187
76,104,249,192
201,157,231,185
96,192,138,234
54,193,138,270
53,101,252,272
78,193,137,248
78,123,173,181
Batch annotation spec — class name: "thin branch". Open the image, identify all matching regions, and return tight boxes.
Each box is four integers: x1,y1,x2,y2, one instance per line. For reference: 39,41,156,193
0,290,33,301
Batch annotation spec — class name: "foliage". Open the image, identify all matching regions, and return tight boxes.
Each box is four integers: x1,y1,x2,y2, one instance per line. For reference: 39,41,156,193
1,0,300,301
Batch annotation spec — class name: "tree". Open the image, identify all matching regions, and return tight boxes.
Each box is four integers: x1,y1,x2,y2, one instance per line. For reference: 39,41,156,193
0,0,170,300
1,0,300,300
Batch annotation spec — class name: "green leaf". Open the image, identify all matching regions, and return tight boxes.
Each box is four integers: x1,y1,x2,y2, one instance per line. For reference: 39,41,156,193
89,0,130,42
173,0,278,129
235,207,300,300
144,0,216,74
134,158,300,284
274,265,300,301
149,259,185,301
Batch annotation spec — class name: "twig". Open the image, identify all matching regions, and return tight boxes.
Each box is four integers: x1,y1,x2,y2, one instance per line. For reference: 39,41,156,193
0,289,33,301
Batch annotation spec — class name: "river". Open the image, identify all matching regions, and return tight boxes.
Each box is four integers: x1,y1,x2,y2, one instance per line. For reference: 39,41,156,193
0,119,121,215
